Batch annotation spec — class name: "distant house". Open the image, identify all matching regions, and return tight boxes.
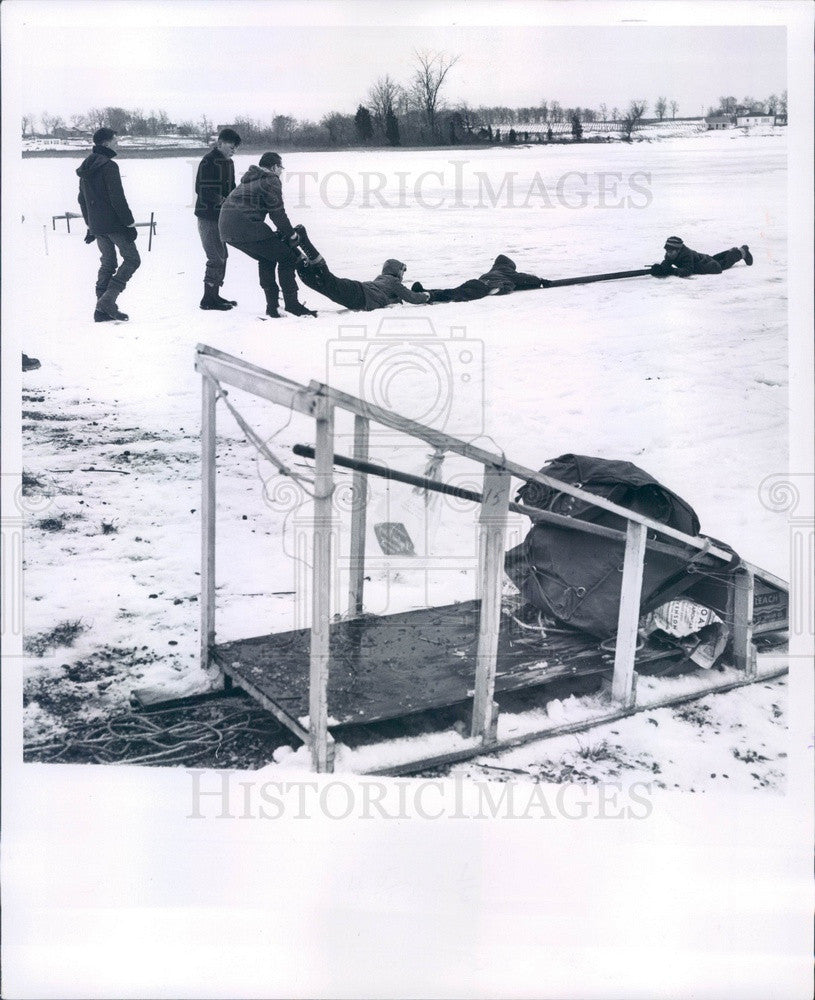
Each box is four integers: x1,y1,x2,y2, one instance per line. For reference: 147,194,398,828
735,115,775,127
774,114,788,127
706,115,733,130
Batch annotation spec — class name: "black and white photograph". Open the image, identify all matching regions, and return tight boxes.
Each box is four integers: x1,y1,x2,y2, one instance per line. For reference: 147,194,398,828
2,1,813,997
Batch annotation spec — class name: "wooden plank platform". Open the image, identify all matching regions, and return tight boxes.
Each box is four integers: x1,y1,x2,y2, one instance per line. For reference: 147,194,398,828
213,600,683,729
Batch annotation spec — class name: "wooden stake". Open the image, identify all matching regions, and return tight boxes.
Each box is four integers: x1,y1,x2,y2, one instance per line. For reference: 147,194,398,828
471,467,512,739
148,211,155,252
611,520,648,706
201,374,217,677
348,415,369,617
310,399,335,772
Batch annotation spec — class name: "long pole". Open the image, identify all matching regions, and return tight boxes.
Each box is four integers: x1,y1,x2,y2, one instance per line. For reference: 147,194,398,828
291,443,693,559
544,268,651,288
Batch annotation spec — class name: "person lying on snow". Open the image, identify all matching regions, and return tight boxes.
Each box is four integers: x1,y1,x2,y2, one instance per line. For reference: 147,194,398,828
410,254,551,303
650,236,753,278
290,225,430,311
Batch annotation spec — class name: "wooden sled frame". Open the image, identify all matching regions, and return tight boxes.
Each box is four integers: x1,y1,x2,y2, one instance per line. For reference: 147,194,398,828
195,344,789,773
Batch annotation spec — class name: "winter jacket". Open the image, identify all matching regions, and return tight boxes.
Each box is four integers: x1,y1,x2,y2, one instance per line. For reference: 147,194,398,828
218,165,294,244
76,145,135,236
659,245,720,278
194,147,236,220
478,254,543,293
361,259,430,310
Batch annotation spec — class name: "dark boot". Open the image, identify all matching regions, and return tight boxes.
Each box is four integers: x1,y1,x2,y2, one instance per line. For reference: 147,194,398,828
741,245,753,266
200,283,232,310
217,291,238,307
22,354,41,371
265,304,281,318
96,283,128,321
293,224,324,265
285,301,317,317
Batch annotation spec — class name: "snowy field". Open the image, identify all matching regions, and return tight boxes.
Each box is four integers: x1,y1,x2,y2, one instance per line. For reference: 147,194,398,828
12,131,790,782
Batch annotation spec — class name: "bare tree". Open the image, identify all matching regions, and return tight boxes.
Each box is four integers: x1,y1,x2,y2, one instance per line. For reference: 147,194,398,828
410,50,459,138
655,96,668,120
621,100,647,140
766,93,778,115
70,112,87,130
368,74,402,127
779,89,787,115
599,103,608,121
21,113,35,135
272,115,296,143
611,107,619,122
86,107,107,129
40,111,59,134
104,106,132,133
669,100,679,119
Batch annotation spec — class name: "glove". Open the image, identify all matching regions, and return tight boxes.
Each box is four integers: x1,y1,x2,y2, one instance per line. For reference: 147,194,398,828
125,227,138,242
675,266,693,278
539,278,552,288
649,262,672,278
84,231,95,244
286,231,301,248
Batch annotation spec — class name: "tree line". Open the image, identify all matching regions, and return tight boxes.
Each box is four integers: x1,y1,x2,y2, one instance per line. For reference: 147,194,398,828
22,52,787,149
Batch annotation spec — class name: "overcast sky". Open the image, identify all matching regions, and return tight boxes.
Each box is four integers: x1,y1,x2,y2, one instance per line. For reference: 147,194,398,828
5,2,788,126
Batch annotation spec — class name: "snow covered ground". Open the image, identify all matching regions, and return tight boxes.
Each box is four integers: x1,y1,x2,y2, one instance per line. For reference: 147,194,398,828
11,131,791,784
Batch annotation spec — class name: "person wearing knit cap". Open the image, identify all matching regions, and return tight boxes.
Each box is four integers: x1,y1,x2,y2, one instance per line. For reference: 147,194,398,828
289,225,430,311
410,254,550,303
218,152,316,317
195,127,242,310
651,236,753,278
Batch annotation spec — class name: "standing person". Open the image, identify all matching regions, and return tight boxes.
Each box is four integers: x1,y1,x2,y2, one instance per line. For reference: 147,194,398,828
218,151,316,318
77,127,140,322
194,127,241,310
650,236,753,277
291,225,430,311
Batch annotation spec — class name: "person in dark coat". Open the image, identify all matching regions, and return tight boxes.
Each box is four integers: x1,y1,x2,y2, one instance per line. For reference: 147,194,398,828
410,255,549,303
195,127,241,310
77,127,140,321
650,236,753,277
218,151,315,318
291,226,430,311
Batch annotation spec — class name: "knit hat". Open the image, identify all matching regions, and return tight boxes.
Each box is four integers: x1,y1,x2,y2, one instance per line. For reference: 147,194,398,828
259,151,283,169
664,236,684,250
382,259,406,277
218,127,242,146
93,127,116,145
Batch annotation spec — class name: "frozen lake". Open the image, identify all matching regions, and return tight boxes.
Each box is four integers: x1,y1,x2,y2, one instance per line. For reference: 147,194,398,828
13,132,789,771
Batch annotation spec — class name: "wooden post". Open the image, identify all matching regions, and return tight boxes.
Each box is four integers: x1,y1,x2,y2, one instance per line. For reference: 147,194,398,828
348,415,369,617
201,374,217,678
310,399,335,772
66,213,72,233
148,211,155,252
471,468,512,740
610,520,648,706
732,566,757,677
